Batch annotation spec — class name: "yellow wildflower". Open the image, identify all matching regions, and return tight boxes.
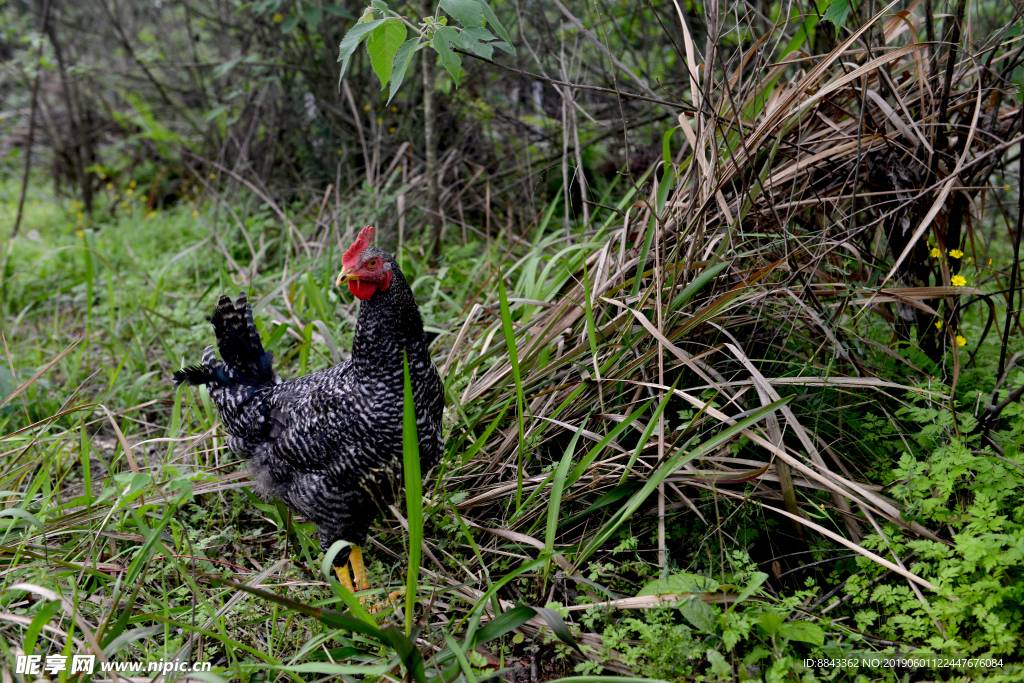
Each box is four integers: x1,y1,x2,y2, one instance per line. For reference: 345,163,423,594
129,180,136,188
391,106,397,112
209,173,216,179
193,210,199,218
956,335,967,347
364,104,371,111
949,249,963,259
389,126,396,133
106,183,113,190
377,117,383,124
951,275,967,287
989,259,993,266
76,212,83,219
126,189,133,196
935,320,942,331
273,13,283,22
930,247,941,258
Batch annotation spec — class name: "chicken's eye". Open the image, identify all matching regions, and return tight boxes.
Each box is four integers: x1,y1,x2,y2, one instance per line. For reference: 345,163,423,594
367,258,378,269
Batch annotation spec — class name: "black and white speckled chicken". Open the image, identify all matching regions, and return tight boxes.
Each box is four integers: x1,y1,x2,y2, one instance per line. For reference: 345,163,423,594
174,226,444,592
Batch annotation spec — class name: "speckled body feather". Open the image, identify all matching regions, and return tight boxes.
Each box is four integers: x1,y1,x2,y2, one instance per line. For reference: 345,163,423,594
175,250,443,564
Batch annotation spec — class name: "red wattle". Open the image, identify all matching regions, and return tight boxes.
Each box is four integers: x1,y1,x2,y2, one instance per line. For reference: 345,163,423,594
349,279,378,300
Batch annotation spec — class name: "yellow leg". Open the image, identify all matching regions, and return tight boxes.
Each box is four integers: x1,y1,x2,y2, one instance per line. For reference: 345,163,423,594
334,562,356,593
349,545,370,591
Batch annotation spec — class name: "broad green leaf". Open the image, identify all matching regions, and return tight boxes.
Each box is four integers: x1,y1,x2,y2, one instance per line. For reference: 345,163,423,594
337,18,386,80
367,19,407,89
440,0,485,27
475,0,515,52
758,612,782,637
388,38,421,104
778,621,825,646
460,26,497,59
638,572,720,596
281,15,300,32
473,604,534,644
679,599,719,632
432,26,463,86
822,0,851,38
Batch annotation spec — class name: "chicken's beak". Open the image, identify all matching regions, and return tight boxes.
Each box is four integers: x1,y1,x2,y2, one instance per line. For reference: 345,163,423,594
336,268,359,286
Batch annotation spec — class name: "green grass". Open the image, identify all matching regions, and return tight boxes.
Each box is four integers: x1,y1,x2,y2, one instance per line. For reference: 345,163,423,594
2,141,1024,683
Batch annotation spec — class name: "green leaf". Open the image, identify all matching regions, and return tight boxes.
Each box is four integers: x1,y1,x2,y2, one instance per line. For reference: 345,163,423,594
337,18,386,79
304,271,331,321
679,599,719,633
475,0,515,53
440,0,484,27
321,539,351,581
432,26,463,86
24,600,62,656
497,268,525,508
443,632,479,683
388,38,421,104
0,507,44,531
366,19,407,89
638,572,720,596
402,350,423,636
381,625,427,683
461,397,512,465
822,0,851,38
544,422,583,577
281,15,300,32
731,572,768,609
532,606,583,654
473,605,535,644
777,621,825,646
758,611,782,637
459,26,497,59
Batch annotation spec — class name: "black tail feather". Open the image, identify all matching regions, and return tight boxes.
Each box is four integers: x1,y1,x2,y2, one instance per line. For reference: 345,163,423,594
173,364,228,386
209,292,277,386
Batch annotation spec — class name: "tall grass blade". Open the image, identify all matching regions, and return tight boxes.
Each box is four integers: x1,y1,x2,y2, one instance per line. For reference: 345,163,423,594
497,269,527,510
402,349,423,636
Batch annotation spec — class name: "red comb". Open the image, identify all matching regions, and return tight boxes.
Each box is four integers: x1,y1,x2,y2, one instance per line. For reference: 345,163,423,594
342,225,374,270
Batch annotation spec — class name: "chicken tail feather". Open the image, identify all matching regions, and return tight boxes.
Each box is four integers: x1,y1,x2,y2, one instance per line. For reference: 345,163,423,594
174,294,279,387
209,292,278,385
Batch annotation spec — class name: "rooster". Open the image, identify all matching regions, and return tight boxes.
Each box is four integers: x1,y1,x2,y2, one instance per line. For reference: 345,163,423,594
175,226,444,593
